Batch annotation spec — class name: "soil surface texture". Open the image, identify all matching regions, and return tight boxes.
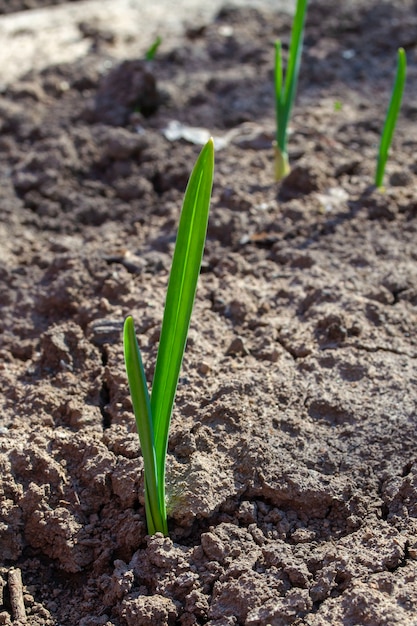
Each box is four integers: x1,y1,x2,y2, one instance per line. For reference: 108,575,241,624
1,0,417,624
0,0,80,14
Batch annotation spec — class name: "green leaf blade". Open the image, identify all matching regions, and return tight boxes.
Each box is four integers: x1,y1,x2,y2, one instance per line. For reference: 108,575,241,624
123,315,166,534
274,40,284,119
151,139,214,509
275,0,309,150
284,0,308,108
274,0,308,179
375,47,407,188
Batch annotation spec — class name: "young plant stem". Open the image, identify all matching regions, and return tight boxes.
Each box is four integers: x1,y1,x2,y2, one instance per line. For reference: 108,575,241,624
274,0,308,181
375,47,407,188
124,139,214,536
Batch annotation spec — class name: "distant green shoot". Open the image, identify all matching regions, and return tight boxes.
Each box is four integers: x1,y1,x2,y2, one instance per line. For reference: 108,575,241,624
274,0,308,181
145,36,162,61
375,47,407,188
124,139,214,536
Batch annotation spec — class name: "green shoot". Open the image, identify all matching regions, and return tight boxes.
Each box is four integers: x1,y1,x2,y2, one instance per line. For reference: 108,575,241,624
274,0,308,181
375,47,407,188
124,139,214,536
145,36,162,61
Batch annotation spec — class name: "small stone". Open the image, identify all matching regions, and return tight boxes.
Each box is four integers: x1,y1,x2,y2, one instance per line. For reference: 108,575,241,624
226,336,248,356
198,362,210,375
238,501,257,524
87,319,123,346
291,528,316,543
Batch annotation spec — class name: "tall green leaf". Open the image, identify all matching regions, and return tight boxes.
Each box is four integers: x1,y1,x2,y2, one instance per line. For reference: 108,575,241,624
375,48,407,188
151,139,214,515
274,0,308,180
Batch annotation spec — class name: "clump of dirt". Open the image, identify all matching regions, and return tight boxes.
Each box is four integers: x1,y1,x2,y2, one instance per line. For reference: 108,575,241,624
1,0,417,624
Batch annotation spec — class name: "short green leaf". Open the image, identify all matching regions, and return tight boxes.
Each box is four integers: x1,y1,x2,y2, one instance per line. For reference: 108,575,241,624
123,315,165,534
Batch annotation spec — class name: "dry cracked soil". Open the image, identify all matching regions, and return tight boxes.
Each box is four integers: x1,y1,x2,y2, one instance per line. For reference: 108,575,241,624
1,0,417,624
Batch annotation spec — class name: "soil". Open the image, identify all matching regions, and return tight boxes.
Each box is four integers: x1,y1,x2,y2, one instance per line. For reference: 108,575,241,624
1,0,417,624
0,0,80,14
